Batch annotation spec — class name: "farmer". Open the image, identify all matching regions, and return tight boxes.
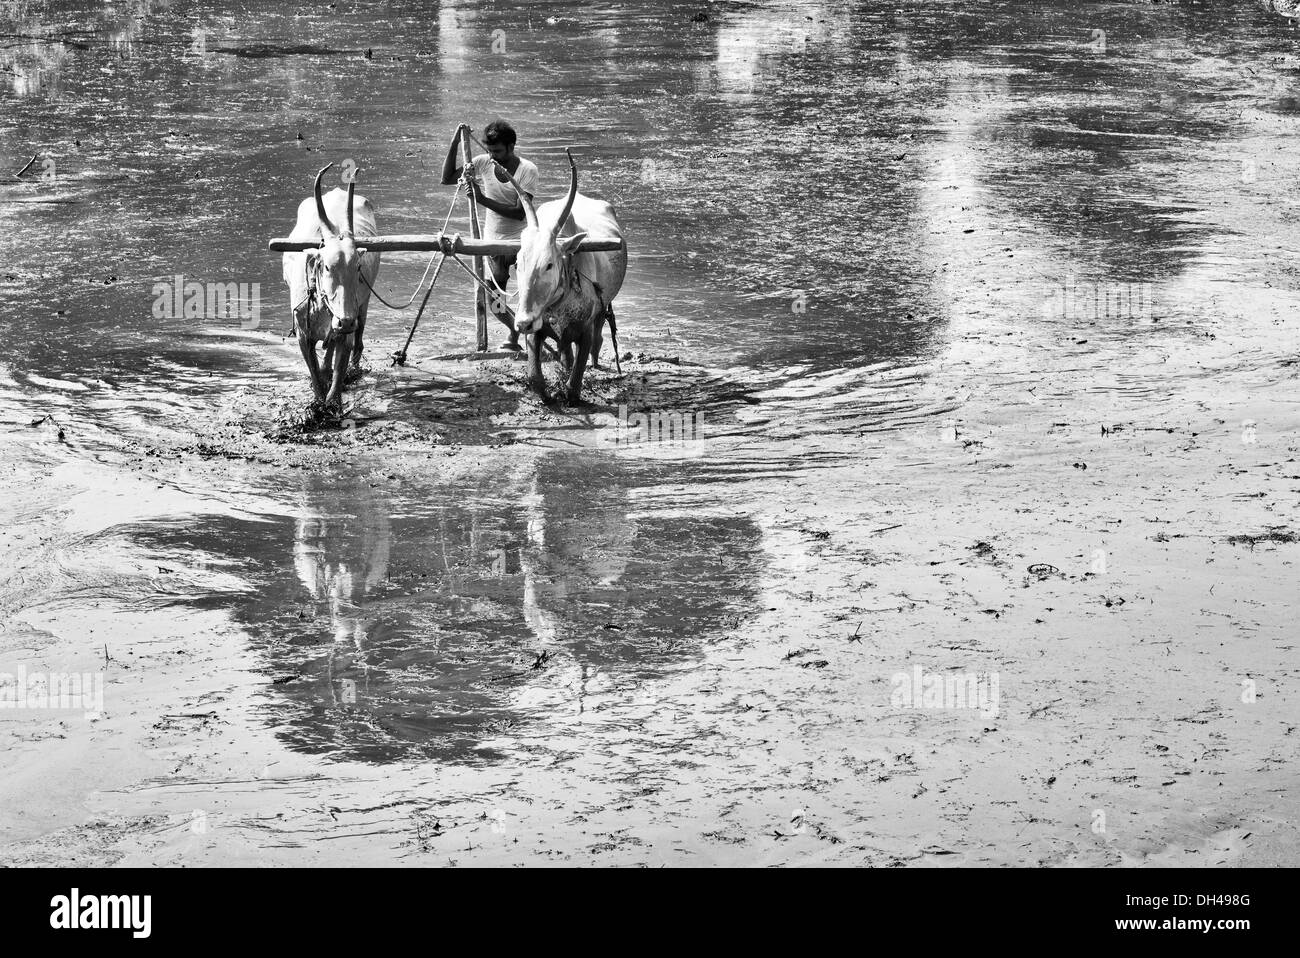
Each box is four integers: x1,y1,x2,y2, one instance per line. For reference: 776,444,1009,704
441,119,540,352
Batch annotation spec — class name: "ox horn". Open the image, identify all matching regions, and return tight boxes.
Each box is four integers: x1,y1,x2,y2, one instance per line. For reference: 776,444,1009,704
492,158,538,232
552,148,578,241
313,163,337,236
346,175,356,236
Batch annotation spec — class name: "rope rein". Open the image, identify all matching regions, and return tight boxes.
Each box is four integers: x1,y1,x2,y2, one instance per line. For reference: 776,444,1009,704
359,251,439,310
359,192,460,310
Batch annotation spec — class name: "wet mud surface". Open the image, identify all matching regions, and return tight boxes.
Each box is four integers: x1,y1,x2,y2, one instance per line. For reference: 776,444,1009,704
2,0,1299,865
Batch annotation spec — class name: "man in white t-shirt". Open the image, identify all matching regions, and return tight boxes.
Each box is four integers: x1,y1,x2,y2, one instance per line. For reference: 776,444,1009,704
441,119,540,351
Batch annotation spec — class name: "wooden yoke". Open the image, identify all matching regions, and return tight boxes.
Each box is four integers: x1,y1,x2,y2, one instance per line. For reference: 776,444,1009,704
268,235,623,255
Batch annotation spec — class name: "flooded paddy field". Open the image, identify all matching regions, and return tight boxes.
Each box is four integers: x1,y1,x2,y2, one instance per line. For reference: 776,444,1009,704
1,0,1298,866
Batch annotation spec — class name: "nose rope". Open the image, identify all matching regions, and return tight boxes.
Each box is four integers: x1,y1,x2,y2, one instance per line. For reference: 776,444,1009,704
484,264,517,300
357,193,457,311
288,268,341,336
359,253,443,311
446,251,565,361
357,190,458,311
390,179,469,365
315,287,352,327
446,252,519,324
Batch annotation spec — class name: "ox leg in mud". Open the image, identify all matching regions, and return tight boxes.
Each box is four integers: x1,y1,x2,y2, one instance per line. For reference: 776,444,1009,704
526,329,548,400
323,333,352,407
563,323,592,405
350,306,368,371
323,309,367,383
297,325,328,402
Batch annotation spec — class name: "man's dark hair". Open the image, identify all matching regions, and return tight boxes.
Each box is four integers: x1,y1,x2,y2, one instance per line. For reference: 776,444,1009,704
483,119,517,148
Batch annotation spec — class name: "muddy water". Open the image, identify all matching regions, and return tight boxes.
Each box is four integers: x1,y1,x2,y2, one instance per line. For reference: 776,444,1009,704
2,0,1299,807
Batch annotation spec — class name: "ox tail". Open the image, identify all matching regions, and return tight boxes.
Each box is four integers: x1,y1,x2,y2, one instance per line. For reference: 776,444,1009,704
606,306,622,375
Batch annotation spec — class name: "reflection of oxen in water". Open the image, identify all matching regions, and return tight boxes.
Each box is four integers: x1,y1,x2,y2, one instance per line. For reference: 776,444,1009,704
291,476,391,704
510,469,637,713
253,463,764,763
505,457,763,717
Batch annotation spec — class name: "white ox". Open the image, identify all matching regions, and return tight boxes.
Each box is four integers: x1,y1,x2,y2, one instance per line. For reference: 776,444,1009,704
498,150,626,405
282,164,381,409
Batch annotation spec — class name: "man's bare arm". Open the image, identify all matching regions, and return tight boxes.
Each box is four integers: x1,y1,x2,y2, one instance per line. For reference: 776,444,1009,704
440,124,468,185
472,189,530,221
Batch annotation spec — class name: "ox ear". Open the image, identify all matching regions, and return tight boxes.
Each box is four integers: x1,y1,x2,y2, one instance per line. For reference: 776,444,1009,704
558,231,588,255
304,249,323,283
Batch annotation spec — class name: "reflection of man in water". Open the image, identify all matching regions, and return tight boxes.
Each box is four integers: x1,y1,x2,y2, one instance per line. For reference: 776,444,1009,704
441,119,540,352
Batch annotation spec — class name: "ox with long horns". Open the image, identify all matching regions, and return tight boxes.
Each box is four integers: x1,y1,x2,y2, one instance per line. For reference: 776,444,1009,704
497,149,627,405
282,164,381,410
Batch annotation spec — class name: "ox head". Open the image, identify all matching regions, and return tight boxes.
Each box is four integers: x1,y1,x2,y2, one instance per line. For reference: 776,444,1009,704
503,149,587,337
304,163,365,335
